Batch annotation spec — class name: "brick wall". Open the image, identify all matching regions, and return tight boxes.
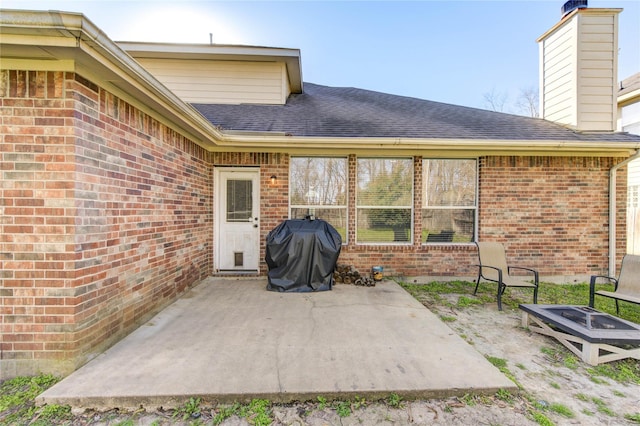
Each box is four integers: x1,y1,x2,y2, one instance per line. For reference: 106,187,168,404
0,70,628,379
334,155,626,279
479,156,626,277
1,70,212,379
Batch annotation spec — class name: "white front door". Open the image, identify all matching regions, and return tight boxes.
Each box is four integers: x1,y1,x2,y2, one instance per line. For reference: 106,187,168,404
215,168,260,272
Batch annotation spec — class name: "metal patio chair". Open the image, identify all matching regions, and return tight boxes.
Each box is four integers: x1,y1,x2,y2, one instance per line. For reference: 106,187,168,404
589,254,640,314
474,242,539,311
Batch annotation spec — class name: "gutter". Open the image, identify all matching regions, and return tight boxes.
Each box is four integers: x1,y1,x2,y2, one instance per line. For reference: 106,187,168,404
609,150,640,275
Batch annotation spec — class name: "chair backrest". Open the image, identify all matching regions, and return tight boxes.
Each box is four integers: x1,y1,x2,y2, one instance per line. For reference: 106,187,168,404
476,242,509,281
616,254,640,297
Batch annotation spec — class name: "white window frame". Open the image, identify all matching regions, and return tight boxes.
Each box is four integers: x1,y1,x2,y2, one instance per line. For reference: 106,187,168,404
422,158,478,244
356,157,414,245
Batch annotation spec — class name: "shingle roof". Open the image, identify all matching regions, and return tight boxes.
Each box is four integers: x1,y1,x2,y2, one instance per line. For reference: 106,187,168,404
193,83,640,142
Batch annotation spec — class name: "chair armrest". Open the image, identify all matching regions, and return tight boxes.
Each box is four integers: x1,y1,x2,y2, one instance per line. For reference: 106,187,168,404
476,264,503,283
589,275,618,307
508,266,539,285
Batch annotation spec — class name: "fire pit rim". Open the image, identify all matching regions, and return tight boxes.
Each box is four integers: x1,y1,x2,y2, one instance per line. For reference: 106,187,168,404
519,304,640,345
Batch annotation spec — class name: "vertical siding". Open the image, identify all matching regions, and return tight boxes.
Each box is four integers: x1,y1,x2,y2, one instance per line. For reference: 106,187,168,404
136,58,288,105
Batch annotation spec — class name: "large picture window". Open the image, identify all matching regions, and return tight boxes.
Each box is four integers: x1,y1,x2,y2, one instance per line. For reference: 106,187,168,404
290,157,348,242
357,158,413,243
422,159,476,243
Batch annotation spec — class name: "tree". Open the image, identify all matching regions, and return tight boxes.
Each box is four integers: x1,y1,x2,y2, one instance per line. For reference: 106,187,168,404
482,86,539,118
515,86,539,118
482,88,508,113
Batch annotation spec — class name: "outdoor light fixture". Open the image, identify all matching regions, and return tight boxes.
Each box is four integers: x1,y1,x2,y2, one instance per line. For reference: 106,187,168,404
270,174,277,185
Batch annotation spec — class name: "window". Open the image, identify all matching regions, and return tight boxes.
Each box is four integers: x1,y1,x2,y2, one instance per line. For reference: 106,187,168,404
422,159,476,243
290,157,348,241
357,158,413,243
226,179,252,222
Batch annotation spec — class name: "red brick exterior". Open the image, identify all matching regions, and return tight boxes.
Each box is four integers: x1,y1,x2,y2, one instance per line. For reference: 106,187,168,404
1,71,212,378
0,69,629,379
478,156,627,277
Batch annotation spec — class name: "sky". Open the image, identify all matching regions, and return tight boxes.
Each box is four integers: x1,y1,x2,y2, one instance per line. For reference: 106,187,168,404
4,0,639,112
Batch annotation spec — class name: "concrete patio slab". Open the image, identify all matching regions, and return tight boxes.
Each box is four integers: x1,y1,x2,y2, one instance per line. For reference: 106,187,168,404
38,278,515,410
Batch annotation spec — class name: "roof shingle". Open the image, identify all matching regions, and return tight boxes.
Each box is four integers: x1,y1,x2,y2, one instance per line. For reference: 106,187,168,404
193,83,640,142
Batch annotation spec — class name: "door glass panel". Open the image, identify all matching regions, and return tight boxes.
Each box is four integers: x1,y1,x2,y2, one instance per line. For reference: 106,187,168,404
226,179,252,222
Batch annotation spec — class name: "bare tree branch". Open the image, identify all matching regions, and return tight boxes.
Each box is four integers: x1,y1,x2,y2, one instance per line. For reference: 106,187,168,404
515,86,539,118
482,88,508,112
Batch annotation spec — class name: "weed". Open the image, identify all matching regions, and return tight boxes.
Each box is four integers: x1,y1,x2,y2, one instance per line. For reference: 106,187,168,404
334,400,351,417
530,410,554,426
439,315,457,322
114,420,135,426
386,393,402,408
351,395,367,410
588,360,640,385
516,363,526,370
213,403,241,425
591,397,615,416
486,356,520,388
173,397,201,420
241,399,272,426
29,404,73,426
495,388,512,403
590,376,609,385
0,374,62,425
613,390,626,397
457,296,482,307
549,402,574,418
575,393,589,402
582,408,595,416
549,381,561,389
563,355,579,370
316,395,327,410
625,412,640,423
460,393,477,406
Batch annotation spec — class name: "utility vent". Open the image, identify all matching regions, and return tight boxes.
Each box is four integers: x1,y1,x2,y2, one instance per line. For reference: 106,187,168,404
561,0,587,18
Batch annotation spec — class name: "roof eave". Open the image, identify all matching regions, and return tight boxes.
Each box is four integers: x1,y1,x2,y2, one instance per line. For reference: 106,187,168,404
213,134,640,157
0,9,225,148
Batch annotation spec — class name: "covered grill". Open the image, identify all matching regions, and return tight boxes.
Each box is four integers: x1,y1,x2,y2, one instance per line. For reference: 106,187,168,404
265,218,342,292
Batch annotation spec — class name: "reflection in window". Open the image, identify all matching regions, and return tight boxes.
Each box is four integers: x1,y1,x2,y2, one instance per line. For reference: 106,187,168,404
290,157,348,242
422,159,476,243
357,158,413,243
226,179,252,222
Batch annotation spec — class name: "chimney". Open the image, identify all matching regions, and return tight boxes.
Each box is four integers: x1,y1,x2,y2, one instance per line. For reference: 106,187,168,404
537,3,622,131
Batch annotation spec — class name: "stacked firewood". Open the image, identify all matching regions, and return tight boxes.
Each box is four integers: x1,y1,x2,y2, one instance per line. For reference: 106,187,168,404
333,264,376,286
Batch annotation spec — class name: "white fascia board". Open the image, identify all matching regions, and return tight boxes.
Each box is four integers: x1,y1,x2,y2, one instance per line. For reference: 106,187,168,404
213,134,640,157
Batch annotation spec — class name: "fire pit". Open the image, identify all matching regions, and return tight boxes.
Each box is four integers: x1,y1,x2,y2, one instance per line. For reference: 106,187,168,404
520,304,640,365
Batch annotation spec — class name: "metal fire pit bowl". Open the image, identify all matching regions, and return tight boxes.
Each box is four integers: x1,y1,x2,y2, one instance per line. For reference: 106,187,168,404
520,304,640,365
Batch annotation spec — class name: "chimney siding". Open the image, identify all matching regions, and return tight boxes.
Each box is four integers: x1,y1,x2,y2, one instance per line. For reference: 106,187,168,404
538,8,620,131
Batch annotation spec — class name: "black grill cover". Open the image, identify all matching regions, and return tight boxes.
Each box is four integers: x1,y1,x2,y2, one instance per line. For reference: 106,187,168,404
266,218,342,292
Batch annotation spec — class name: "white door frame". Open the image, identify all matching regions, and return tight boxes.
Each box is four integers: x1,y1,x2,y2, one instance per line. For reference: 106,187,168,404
214,167,260,272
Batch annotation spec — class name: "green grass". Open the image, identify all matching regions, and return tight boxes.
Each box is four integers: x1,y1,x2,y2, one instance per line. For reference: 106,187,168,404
0,374,70,426
400,279,640,324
